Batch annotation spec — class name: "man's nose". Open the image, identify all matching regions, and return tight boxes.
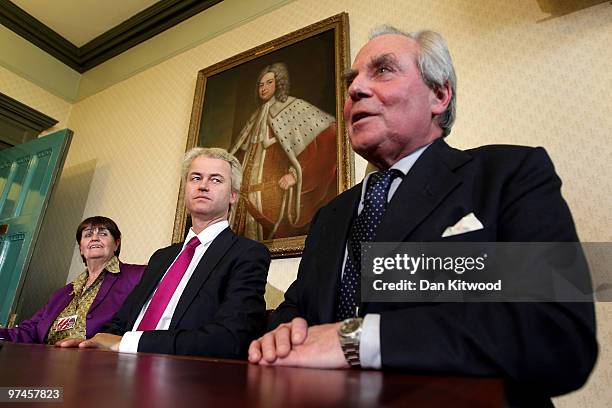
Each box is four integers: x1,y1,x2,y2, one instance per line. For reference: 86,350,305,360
347,74,371,101
198,180,209,190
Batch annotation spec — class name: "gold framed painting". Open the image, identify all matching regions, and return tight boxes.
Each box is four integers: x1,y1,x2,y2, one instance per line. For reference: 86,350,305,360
173,13,352,257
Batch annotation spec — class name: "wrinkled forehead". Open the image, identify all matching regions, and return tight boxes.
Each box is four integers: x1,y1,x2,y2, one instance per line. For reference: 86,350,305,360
353,34,419,68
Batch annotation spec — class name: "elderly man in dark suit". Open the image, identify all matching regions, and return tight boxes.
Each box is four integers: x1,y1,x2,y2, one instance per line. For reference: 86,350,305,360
58,147,270,358
248,26,597,405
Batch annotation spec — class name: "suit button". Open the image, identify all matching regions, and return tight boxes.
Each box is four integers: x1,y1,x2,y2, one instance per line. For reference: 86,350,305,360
86,314,92,319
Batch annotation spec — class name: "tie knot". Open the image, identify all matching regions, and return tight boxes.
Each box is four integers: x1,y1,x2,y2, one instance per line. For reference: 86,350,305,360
367,169,403,194
186,236,201,249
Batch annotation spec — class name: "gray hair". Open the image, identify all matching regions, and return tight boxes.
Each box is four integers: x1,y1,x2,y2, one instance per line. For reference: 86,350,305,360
182,147,243,193
256,62,291,103
370,25,457,137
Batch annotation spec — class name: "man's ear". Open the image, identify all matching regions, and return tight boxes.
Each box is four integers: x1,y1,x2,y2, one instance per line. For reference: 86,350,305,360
230,190,238,205
431,80,452,115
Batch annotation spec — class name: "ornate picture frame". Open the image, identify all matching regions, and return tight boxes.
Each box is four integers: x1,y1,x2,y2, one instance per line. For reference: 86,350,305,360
173,13,352,257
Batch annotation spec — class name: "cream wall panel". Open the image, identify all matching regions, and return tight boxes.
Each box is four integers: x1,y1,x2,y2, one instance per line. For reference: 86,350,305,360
53,1,610,406
65,60,198,280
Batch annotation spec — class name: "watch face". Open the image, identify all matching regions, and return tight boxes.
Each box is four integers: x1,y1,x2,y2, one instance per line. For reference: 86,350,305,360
340,318,361,335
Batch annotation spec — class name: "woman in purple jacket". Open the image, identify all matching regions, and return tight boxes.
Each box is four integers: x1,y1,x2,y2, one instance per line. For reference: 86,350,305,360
0,216,144,344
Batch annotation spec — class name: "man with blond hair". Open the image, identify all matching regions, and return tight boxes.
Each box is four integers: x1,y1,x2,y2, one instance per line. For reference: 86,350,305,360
59,147,270,358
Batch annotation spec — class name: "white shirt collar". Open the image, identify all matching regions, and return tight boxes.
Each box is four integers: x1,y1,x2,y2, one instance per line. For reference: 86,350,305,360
389,142,431,176
183,220,229,248
361,142,432,200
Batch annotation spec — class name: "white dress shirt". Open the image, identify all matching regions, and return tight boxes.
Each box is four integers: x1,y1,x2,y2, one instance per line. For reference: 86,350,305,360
348,144,430,369
119,221,229,353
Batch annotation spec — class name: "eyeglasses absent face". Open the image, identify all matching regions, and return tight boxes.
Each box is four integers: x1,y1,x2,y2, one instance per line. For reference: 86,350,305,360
258,72,276,102
184,156,237,222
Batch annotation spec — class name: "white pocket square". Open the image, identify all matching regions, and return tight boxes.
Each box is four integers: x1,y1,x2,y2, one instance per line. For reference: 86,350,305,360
441,212,484,238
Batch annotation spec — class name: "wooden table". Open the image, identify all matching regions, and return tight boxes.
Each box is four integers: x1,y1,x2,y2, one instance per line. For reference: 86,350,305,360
0,342,503,407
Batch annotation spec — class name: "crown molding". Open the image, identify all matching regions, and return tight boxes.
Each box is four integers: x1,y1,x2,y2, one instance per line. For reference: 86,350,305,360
0,0,80,70
0,0,222,73
0,91,58,132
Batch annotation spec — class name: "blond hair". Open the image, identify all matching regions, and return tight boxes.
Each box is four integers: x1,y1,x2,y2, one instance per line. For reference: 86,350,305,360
182,147,242,193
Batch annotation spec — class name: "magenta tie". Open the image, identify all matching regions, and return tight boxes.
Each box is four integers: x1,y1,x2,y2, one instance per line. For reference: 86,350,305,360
137,236,201,331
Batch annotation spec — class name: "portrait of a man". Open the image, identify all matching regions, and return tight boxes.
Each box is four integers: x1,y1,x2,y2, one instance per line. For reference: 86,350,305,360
177,14,351,256
229,62,337,240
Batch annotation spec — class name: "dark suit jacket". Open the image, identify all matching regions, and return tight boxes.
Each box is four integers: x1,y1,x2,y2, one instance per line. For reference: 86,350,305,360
0,262,145,343
270,139,597,404
103,227,270,358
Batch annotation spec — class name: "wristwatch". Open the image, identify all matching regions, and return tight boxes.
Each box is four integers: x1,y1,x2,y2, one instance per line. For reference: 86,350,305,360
338,317,363,367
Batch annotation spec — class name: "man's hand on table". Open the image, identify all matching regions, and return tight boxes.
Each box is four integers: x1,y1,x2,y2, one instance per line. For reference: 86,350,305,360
248,317,349,369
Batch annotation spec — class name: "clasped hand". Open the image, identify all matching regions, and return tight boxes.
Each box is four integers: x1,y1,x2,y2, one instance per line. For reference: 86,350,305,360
248,317,348,369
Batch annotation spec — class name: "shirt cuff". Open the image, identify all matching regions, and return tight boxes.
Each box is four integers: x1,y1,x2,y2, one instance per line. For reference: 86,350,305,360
360,313,381,369
118,331,144,353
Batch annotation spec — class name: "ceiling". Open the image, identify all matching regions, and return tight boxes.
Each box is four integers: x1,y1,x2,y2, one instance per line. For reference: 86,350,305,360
11,0,160,47
0,0,223,72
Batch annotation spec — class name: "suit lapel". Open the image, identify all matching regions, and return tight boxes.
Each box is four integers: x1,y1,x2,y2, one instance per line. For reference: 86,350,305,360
316,186,361,322
169,228,235,329
377,139,472,243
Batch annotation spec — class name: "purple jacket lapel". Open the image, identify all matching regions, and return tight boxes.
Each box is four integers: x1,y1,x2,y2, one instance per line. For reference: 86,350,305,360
88,271,118,314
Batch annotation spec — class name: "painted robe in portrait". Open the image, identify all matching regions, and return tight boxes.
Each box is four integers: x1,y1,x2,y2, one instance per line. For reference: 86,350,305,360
230,96,337,240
